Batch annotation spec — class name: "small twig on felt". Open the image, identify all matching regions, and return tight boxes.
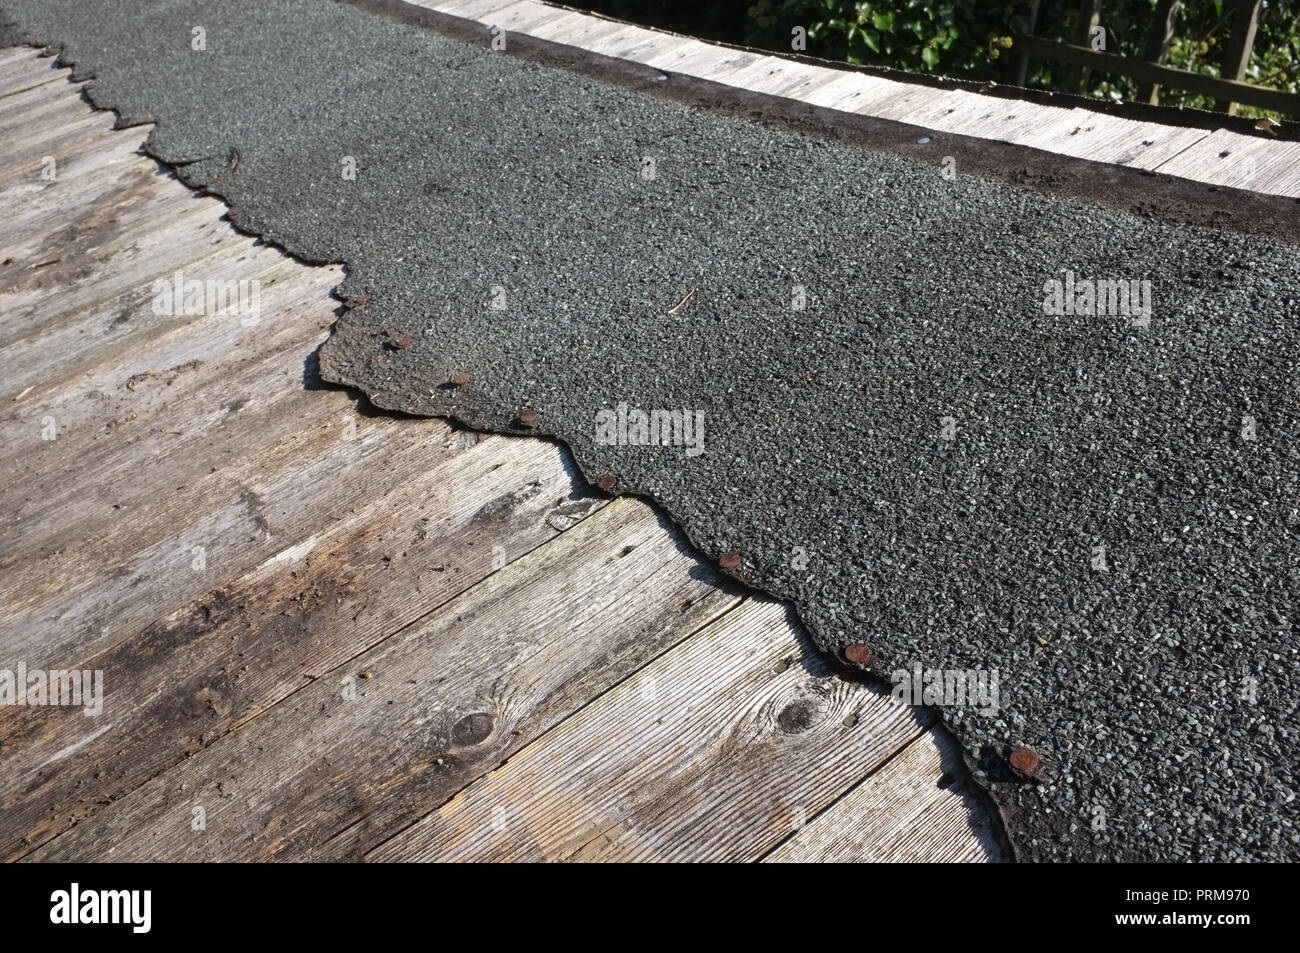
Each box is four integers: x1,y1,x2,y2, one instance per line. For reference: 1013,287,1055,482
206,148,242,191
666,288,696,315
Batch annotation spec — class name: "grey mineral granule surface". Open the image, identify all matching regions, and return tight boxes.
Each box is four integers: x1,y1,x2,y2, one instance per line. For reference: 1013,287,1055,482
3,0,1296,861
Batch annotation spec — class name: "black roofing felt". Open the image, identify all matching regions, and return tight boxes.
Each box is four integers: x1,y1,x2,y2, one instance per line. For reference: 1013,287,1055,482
3,0,1297,862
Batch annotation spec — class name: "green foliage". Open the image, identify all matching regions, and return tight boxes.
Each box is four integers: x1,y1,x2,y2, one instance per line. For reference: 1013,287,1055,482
1142,0,1299,115
585,1,1300,116
745,0,1299,116
745,1,1011,76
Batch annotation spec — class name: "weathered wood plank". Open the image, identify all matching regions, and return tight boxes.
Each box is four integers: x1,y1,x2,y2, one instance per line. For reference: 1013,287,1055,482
668,47,762,84
899,88,997,134
761,63,856,103
0,130,144,213
0,257,328,492
0,77,82,132
3,108,116,170
993,105,1112,153
0,292,469,670
0,432,612,860
0,110,117,177
0,243,296,400
1,194,235,338
0,85,103,145
421,0,519,21
0,121,139,197
797,72,910,113
472,0,571,34
1153,127,1300,197
0,50,59,86
860,84,959,124
713,58,830,100
370,597,926,862
1074,118,1209,171
636,37,719,74
565,23,647,57
1007,107,1208,171
526,14,629,51
934,98,1068,143
584,27,681,66
0,47,38,71
26,498,743,861
764,734,1000,862
0,175,208,290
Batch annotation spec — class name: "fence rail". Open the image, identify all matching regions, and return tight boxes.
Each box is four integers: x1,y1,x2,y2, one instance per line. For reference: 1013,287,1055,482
1012,33,1299,118
1013,0,1296,118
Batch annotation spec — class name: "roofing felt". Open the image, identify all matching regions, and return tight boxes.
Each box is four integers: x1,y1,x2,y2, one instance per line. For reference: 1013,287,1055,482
2,0,1297,861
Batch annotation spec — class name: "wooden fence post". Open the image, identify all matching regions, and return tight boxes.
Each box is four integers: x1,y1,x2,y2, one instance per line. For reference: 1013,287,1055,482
1136,0,1182,105
1010,33,1300,117
1067,0,1105,92
1008,0,1041,87
1216,0,1263,114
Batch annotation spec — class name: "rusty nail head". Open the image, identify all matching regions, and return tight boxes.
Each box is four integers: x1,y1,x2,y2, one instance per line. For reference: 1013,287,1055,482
718,552,741,570
392,335,414,350
519,409,538,426
597,475,617,492
352,295,369,306
452,372,471,387
843,643,872,665
1009,746,1040,775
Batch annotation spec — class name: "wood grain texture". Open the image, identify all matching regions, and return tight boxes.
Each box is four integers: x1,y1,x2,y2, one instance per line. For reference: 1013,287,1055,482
4,107,115,170
0,135,148,221
0,61,73,101
422,0,516,19
0,51,67,89
798,72,912,113
1152,127,1300,196
0,259,331,512
525,13,628,51
933,98,1069,143
472,0,571,34
1,196,235,338
893,88,998,133
764,733,1001,862
28,499,743,861
861,84,954,124
0,47,38,70
0,245,298,399
0,432,612,859
634,37,710,73
1028,108,1209,171
590,29,691,67
370,597,927,862
714,59,831,100
0,122,141,204
0,81,85,139
668,47,762,85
